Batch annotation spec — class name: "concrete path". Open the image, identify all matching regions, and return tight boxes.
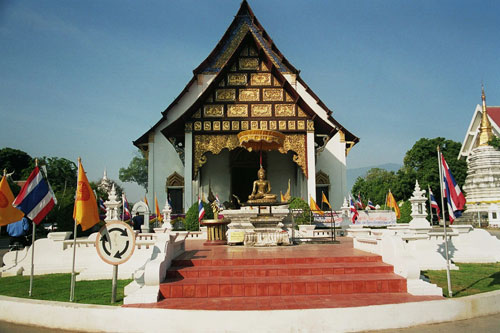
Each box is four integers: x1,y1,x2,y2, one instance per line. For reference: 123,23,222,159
366,313,500,333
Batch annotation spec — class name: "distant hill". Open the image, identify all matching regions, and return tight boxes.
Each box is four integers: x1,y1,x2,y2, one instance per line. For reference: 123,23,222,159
347,163,401,192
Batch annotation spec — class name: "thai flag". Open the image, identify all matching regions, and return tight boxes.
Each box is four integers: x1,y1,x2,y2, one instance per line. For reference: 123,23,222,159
356,194,364,209
367,200,376,210
441,154,465,223
429,188,440,221
122,194,131,220
98,197,107,212
12,166,56,224
349,195,359,223
198,197,205,222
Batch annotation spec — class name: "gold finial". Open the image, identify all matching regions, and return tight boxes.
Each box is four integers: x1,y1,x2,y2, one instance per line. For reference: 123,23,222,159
3,169,6,177
35,158,38,167
479,85,493,146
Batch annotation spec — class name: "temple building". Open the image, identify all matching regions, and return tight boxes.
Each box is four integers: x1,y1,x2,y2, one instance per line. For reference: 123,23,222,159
134,1,358,212
459,88,500,226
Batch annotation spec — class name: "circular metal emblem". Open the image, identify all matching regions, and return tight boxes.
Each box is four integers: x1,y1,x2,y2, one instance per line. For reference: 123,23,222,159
95,221,136,265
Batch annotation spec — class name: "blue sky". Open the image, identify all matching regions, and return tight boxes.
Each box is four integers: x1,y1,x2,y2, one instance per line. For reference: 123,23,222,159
1,0,499,201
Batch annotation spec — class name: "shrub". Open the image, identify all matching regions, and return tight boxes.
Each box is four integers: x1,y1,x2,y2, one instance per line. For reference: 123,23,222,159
184,201,214,231
398,201,412,223
288,197,311,225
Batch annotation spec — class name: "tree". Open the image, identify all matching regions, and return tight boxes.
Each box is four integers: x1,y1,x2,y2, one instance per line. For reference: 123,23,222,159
119,150,148,189
184,201,213,231
399,137,467,203
0,147,33,179
37,156,77,194
351,168,398,206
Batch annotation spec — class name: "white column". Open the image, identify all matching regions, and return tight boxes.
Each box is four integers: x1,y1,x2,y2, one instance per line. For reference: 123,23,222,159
184,131,193,212
307,132,316,202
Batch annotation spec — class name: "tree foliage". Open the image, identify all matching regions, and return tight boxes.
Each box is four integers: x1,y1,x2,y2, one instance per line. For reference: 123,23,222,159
351,168,398,205
38,156,77,194
288,197,311,225
184,201,214,231
0,147,33,179
351,137,467,210
119,150,148,189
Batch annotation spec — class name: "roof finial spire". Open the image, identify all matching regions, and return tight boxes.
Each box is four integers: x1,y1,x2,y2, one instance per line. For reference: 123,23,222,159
479,84,493,146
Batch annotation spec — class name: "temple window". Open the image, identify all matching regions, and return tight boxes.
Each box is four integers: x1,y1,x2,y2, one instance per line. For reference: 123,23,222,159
166,172,184,214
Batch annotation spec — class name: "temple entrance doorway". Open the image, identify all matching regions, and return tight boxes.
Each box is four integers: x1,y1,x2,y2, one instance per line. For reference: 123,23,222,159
230,148,264,204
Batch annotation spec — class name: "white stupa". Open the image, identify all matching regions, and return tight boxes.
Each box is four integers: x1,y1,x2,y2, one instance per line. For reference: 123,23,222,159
462,87,500,224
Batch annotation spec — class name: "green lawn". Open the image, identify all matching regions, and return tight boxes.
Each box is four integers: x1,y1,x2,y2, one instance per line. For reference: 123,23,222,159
0,273,132,305
423,263,500,297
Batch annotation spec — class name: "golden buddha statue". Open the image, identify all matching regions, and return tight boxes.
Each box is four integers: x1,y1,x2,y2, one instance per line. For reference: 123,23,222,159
248,167,277,204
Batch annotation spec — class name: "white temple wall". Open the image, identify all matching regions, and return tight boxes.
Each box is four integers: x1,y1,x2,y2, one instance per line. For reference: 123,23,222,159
162,74,216,128
199,151,231,203
316,132,347,210
147,130,184,209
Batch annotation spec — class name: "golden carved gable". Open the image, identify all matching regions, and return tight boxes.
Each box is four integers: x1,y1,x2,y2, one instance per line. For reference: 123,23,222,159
166,172,184,187
316,170,330,185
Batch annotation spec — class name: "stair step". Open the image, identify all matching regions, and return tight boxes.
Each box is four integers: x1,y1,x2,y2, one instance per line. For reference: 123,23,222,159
159,274,406,298
166,262,393,279
171,255,381,267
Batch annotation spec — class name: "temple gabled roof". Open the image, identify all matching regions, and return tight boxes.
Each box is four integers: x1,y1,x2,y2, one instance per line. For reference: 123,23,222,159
193,0,297,75
459,105,500,160
134,0,359,151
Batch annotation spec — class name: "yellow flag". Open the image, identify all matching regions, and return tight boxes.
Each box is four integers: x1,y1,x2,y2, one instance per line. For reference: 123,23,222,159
144,195,149,207
155,194,163,222
386,191,401,219
321,192,332,210
309,196,324,215
0,175,24,226
73,160,99,231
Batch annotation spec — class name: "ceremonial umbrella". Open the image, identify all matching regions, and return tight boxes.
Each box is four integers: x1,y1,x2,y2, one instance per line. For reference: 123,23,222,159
237,129,285,167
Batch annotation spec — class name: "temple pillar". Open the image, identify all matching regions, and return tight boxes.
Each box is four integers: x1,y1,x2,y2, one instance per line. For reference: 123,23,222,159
307,131,316,202
184,131,193,212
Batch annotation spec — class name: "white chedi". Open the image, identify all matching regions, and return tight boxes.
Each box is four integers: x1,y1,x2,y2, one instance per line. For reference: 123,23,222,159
409,180,431,229
104,184,121,222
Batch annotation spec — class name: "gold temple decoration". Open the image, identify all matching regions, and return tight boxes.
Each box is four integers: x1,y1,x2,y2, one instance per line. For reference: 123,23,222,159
203,121,212,131
166,171,184,187
269,120,277,130
239,88,260,101
194,121,202,131
279,134,307,176
260,121,268,130
228,73,247,86
215,89,236,102
193,133,307,177
263,88,283,101
297,120,305,130
213,121,221,131
288,120,296,130
241,121,249,130
194,135,240,177
275,104,295,117
297,107,307,117
238,129,285,152
227,104,248,117
222,121,230,131
251,120,259,129
251,104,272,117
193,110,201,118
239,58,259,70
251,73,271,86
261,62,269,71
203,105,224,117
479,86,493,146
231,121,240,131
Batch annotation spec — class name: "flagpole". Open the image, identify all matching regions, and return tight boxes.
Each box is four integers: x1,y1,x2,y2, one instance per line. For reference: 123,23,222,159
28,219,35,296
428,185,433,225
437,147,453,297
29,159,39,297
70,157,81,302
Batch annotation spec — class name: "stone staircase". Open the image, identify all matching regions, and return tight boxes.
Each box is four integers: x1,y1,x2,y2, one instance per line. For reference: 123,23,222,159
159,255,406,300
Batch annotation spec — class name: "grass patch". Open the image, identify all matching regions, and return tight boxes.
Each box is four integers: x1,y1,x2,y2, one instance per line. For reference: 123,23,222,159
0,273,132,305
422,262,500,297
